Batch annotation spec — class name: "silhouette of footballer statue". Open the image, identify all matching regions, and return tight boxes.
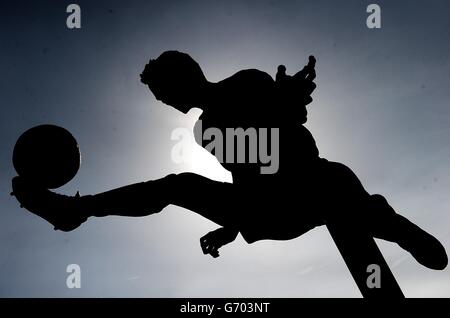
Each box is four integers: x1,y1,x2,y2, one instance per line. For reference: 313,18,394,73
11,51,447,275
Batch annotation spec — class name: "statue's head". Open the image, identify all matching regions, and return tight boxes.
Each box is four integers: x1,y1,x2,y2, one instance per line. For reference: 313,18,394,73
140,51,208,113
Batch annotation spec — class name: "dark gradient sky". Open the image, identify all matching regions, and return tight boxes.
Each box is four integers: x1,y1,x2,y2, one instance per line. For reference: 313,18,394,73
1,0,450,297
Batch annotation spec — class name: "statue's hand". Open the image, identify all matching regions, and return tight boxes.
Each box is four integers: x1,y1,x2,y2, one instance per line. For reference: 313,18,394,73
200,227,239,258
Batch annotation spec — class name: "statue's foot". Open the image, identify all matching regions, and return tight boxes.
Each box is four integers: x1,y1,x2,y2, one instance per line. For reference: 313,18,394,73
11,176,88,232
395,215,448,270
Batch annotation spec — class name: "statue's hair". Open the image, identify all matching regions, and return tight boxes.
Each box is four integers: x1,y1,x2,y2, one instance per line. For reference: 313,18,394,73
140,51,207,90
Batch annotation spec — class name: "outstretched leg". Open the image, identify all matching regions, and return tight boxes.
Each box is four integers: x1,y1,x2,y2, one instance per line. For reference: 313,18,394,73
11,173,240,231
367,194,448,270
321,160,447,270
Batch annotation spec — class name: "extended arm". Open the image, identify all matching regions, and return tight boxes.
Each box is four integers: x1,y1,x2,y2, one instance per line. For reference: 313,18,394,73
200,227,239,258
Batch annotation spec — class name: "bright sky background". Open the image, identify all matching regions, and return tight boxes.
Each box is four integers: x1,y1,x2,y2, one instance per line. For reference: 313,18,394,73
1,0,450,297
